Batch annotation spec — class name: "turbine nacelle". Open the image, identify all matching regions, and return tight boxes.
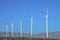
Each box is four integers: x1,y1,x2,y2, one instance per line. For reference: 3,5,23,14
45,15,48,18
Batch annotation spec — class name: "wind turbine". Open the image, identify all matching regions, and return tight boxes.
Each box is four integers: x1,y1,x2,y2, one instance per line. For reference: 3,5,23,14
45,9,49,38
6,24,8,37
12,22,14,37
20,20,23,37
30,17,33,38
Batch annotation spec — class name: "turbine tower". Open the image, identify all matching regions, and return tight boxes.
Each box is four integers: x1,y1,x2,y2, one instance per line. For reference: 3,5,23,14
12,22,14,37
20,20,23,37
45,9,49,38
30,17,33,38
6,24,8,37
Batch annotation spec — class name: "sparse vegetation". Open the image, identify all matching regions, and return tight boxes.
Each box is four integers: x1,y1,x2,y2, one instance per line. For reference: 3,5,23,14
0,37,59,40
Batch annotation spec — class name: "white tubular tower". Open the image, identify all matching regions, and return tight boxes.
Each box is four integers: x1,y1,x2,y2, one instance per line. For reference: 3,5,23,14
6,24,8,37
12,22,14,37
45,9,48,38
20,20,22,37
30,17,33,38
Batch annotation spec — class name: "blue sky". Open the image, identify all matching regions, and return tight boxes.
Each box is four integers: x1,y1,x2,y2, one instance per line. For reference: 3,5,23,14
0,0,60,34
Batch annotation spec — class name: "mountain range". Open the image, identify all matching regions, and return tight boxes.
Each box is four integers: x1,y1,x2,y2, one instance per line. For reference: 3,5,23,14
0,32,60,39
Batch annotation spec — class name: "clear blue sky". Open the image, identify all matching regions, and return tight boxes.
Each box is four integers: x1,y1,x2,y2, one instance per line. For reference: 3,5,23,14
0,0,60,34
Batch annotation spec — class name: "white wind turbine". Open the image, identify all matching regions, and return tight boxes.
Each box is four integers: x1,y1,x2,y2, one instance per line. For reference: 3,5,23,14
6,24,8,37
12,22,14,37
20,20,23,37
45,9,49,38
30,17,33,38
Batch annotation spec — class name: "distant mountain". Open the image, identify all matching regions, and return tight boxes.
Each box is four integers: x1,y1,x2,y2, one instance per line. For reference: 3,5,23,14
0,32,60,39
